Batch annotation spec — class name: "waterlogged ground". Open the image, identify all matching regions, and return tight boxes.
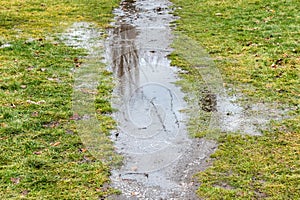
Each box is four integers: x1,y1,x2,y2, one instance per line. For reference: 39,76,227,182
104,0,217,199
1,0,298,199
102,0,291,199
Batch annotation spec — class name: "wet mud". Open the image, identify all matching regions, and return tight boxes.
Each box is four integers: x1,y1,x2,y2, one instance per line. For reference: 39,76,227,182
104,0,216,199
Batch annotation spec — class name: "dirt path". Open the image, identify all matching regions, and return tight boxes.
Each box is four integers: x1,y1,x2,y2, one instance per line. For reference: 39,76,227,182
104,0,216,199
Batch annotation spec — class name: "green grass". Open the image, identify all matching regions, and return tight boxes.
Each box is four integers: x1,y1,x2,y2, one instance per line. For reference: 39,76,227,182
170,0,300,199
0,0,117,39
0,0,120,199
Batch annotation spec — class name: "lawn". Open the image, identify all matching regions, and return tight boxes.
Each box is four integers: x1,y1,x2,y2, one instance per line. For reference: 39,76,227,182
0,0,120,199
170,0,300,199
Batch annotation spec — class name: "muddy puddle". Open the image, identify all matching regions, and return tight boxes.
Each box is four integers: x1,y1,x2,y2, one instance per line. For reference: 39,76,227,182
103,0,289,199
104,0,217,199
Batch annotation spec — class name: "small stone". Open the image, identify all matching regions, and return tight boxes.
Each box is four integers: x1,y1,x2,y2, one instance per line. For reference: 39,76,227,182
131,192,139,196
131,166,138,171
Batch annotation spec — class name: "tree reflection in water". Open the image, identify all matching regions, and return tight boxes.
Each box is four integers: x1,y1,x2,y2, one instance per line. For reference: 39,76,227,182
107,2,139,96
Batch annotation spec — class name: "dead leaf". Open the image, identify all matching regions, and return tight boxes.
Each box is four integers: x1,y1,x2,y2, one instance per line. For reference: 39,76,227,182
271,63,277,68
31,111,39,117
70,113,81,120
10,177,20,184
47,77,60,82
37,100,46,104
266,83,273,88
79,148,87,153
81,88,98,95
27,100,37,104
282,53,288,58
26,100,46,105
27,66,35,71
43,121,60,128
33,151,42,155
51,142,61,146
0,123,7,128
21,190,29,196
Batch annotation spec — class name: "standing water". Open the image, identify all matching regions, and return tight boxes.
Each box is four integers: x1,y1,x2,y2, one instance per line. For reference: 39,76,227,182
60,1,288,198
104,0,216,199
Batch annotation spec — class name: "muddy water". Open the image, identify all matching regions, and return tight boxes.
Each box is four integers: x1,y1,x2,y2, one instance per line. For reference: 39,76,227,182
104,0,216,199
